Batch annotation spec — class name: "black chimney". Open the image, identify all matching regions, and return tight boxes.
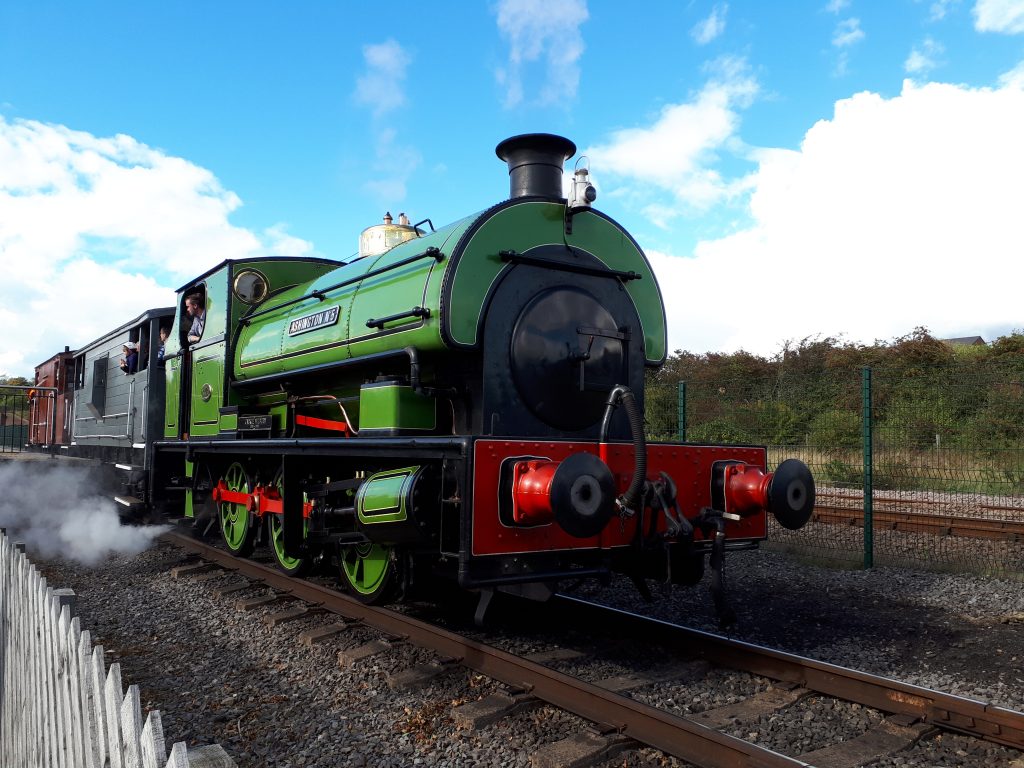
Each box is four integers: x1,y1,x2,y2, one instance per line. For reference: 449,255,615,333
495,133,576,200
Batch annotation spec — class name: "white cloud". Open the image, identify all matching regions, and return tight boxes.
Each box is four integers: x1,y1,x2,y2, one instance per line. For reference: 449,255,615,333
825,0,850,13
905,37,945,75
263,223,315,257
361,127,422,205
692,4,728,45
1000,59,1024,87
353,39,412,118
973,0,1024,32
927,0,961,21
351,40,419,206
585,57,758,215
832,17,865,47
0,116,312,376
648,79,1024,356
494,0,588,108
831,17,864,75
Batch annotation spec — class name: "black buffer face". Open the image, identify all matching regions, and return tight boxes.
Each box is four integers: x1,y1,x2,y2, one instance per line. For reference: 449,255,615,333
550,451,616,538
767,458,816,530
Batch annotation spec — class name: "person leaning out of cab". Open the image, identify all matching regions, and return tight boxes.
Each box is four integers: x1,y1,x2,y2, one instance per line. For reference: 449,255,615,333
119,343,138,375
185,293,205,344
157,326,170,364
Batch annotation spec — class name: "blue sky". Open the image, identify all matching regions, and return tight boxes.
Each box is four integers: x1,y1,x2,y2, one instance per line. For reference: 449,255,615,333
2,0,1024,375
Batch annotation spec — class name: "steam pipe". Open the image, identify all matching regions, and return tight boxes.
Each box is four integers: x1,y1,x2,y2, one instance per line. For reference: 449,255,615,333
404,346,458,398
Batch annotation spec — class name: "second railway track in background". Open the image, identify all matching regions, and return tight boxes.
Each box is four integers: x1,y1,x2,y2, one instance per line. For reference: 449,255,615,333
813,490,1024,542
162,530,1024,768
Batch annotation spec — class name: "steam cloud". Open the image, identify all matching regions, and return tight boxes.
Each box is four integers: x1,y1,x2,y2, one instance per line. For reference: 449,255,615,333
0,459,170,565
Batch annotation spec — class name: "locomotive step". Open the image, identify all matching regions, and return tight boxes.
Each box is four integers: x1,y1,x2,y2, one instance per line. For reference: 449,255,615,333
114,464,147,482
113,495,145,510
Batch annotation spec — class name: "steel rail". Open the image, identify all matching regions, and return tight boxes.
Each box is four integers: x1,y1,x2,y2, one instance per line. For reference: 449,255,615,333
820,491,1023,515
162,531,807,768
811,504,1024,541
551,595,1024,751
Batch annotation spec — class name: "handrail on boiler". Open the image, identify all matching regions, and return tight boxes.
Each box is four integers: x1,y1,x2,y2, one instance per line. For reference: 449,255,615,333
240,247,444,326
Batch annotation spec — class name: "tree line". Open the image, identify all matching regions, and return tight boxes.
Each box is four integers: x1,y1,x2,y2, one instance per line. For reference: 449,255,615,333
645,328,1024,457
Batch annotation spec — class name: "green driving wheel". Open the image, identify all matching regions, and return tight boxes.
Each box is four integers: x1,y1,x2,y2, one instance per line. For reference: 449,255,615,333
339,542,399,603
268,470,314,576
219,462,257,557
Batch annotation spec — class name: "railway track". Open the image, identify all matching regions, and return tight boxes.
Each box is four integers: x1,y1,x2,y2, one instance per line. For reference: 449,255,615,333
162,529,1024,767
821,490,1024,516
812,504,1024,541
811,490,1024,542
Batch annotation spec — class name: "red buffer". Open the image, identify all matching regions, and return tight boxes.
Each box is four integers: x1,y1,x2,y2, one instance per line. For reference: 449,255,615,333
509,451,619,538
511,459,559,525
721,459,815,530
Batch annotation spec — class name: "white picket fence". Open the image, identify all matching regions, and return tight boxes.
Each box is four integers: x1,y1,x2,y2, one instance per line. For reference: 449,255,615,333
0,531,236,767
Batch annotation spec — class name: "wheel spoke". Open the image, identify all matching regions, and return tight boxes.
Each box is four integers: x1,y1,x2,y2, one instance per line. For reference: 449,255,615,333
269,470,311,574
340,542,395,601
218,462,254,556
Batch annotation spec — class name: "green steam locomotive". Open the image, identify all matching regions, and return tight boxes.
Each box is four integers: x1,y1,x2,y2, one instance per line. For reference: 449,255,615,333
137,134,814,621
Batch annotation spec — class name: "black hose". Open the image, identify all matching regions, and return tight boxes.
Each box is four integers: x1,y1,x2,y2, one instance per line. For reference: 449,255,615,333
620,388,646,511
600,385,646,512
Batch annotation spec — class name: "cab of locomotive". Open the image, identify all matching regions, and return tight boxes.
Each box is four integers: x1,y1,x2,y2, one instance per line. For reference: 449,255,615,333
163,257,345,442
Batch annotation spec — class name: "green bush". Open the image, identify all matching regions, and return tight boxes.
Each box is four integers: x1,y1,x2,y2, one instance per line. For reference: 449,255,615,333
653,330,1024,500
808,409,860,449
687,417,754,445
872,457,914,490
740,400,804,445
965,382,1024,452
822,458,862,486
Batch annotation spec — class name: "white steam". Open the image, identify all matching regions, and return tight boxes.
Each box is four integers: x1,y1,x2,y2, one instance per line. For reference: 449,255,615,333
0,460,170,566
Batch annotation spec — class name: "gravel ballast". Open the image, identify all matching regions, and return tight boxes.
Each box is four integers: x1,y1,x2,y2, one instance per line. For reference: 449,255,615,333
28,536,1024,767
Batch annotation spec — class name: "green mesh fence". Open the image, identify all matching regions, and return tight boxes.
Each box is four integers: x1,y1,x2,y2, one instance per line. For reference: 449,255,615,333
645,363,1024,577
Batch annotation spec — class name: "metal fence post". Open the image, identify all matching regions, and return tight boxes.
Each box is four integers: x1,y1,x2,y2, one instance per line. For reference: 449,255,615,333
677,381,687,442
862,367,874,568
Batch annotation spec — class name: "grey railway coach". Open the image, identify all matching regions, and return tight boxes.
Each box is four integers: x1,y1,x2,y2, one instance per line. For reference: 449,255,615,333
70,306,175,512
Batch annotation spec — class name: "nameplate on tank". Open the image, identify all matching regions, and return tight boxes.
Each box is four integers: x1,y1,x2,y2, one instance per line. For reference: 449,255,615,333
288,306,340,336
238,415,272,431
